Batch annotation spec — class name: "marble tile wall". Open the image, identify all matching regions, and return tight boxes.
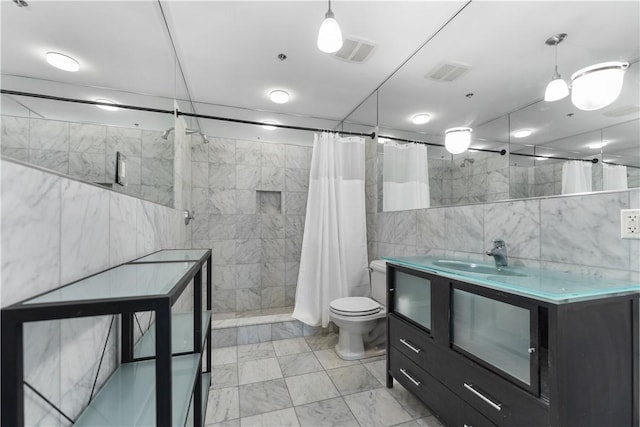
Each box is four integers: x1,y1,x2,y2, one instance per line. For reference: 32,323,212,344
367,184,640,282
1,159,189,425
1,115,177,208
191,137,312,313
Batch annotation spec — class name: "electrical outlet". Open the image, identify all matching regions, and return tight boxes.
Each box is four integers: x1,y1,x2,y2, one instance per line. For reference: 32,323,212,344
621,209,640,239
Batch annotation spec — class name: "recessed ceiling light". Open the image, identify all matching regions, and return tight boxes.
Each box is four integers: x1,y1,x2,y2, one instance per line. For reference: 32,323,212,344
513,129,532,138
269,90,289,104
588,141,609,149
45,52,79,72
95,99,119,111
261,120,278,130
411,114,431,125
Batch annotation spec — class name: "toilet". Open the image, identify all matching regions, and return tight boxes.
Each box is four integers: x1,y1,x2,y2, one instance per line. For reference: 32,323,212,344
329,260,387,360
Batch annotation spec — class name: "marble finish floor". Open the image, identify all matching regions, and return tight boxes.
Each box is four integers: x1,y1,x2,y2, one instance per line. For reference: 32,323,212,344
205,333,445,427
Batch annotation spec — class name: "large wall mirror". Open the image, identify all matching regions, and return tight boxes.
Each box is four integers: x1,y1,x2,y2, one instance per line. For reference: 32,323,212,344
0,1,199,209
342,1,639,212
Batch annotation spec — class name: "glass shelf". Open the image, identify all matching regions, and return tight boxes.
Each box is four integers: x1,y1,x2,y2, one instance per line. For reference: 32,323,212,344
132,249,209,263
23,262,196,305
384,256,640,304
135,311,212,358
74,354,201,427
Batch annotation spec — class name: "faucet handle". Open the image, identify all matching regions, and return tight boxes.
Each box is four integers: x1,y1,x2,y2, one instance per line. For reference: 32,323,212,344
491,239,505,248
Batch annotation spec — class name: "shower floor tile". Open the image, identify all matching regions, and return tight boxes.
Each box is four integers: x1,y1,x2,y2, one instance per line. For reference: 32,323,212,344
204,332,435,427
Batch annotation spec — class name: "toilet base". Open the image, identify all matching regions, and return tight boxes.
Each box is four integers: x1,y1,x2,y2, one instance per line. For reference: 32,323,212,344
335,343,386,361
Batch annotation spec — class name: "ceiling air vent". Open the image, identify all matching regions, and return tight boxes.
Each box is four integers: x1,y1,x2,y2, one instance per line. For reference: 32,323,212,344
333,36,376,63
426,61,471,82
602,104,640,117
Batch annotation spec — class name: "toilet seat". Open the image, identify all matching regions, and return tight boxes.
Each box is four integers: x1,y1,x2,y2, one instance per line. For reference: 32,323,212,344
330,297,381,317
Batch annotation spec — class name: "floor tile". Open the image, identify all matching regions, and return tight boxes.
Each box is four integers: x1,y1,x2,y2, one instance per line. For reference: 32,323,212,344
205,386,239,425
304,333,338,351
238,378,293,417
284,371,340,406
294,397,360,427
212,347,237,366
362,359,387,386
314,349,359,370
278,352,324,377
327,364,382,396
272,337,311,356
238,357,283,385
205,420,240,427
211,363,238,389
344,388,413,427
387,381,433,419
240,408,300,427
416,416,445,427
237,342,276,362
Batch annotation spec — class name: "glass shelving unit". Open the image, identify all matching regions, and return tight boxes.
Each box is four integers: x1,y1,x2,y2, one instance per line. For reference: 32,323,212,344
1,249,212,427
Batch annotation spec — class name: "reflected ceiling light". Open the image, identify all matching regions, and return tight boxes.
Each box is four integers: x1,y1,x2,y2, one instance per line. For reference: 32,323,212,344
269,90,289,104
571,62,629,111
95,99,119,111
444,127,472,154
45,51,80,72
535,156,549,161
588,141,609,150
377,137,389,144
317,0,343,53
411,114,431,125
544,33,569,102
261,120,278,130
513,129,532,138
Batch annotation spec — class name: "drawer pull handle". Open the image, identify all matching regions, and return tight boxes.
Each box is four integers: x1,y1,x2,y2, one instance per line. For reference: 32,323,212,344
400,368,421,387
399,338,421,353
463,383,502,412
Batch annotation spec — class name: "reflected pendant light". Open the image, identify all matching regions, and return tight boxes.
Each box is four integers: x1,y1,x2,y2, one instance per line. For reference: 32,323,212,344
544,33,569,102
571,61,629,111
444,127,472,154
317,0,343,54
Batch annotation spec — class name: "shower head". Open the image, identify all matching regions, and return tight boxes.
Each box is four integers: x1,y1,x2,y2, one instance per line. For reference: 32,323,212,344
460,158,475,167
160,127,174,140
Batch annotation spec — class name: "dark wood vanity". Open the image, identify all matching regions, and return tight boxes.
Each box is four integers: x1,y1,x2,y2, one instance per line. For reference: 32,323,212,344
385,261,639,427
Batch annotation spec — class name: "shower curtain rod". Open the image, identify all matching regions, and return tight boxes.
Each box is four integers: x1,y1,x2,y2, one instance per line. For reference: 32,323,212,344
378,134,508,156
0,90,377,139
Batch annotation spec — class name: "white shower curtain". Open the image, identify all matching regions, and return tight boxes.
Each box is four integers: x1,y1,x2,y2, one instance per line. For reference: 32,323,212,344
383,141,430,211
292,133,369,328
562,160,592,194
603,164,628,191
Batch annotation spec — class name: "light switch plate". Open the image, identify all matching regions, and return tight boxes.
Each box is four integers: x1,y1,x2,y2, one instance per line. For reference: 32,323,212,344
621,209,640,239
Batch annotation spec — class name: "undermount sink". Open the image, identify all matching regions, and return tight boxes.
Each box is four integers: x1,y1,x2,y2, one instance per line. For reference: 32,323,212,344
432,260,528,277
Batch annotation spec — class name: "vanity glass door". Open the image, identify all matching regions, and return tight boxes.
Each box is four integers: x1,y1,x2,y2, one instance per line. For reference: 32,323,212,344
393,271,432,330
452,288,536,389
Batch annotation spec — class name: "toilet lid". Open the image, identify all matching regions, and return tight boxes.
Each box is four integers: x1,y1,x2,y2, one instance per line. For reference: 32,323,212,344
330,297,381,315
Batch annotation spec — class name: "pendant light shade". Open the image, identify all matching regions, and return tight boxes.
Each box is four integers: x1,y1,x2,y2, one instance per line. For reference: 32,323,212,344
570,61,629,111
444,127,472,154
544,75,569,102
317,1,343,53
544,33,569,102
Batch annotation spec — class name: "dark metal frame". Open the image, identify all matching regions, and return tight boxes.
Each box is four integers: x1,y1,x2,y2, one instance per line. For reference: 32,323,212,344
1,248,212,427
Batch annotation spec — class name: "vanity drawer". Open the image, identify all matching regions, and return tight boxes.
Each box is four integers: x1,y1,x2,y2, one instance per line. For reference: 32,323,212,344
390,347,496,427
388,314,433,367
444,351,549,427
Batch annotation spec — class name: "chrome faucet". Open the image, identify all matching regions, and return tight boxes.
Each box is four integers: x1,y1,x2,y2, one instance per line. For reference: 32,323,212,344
486,239,508,268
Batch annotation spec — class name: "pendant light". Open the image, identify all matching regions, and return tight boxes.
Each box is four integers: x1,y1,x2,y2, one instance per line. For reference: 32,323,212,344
544,33,569,102
317,0,343,54
570,61,629,111
444,127,472,154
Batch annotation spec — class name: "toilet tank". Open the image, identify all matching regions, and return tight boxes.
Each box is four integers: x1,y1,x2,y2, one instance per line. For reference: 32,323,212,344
369,260,387,305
